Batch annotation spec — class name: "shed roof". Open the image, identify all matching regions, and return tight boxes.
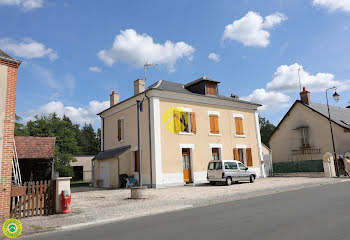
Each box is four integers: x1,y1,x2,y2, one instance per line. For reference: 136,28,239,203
15,136,56,159
93,145,131,160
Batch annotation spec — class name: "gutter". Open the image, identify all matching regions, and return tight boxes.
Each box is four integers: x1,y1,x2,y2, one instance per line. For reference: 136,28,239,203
144,91,153,188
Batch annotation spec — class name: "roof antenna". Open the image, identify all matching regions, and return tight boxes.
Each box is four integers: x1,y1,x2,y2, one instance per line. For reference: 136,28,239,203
297,66,307,93
144,61,158,84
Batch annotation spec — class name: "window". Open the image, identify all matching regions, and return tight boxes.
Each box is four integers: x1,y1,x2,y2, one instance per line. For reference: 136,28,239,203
134,150,139,172
235,117,244,135
211,148,220,160
206,82,217,96
208,162,222,170
224,162,238,170
174,111,196,134
300,127,309,147
209,115,219,134
233,148,244,163
238,162,247,170
118,118,124,141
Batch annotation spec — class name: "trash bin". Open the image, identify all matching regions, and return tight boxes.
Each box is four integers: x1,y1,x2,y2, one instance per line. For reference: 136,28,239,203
61,190,71,214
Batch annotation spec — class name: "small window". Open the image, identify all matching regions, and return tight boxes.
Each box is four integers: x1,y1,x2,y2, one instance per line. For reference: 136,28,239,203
300,127,309,147
118,118,124,141
134,150,139,172
235,117,244,135
209,115,219,134
238,162,246,170
211,148,220,160
180,112,189,132
224,162,238,170
208,162,222,170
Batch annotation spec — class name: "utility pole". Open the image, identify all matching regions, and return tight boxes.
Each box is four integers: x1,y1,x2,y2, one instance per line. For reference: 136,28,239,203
136,100,142,186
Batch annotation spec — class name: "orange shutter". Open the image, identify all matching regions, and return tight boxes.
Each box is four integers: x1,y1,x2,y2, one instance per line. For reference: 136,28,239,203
233,148,239,160
214,115,219,134
190,112,197,134
118,119,121,141
209,115,215,133
174,110,181,133
246,148,253,166
235,117,244,135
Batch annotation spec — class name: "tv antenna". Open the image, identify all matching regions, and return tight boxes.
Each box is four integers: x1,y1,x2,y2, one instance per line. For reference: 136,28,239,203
297,66,306,92
144,62,158,83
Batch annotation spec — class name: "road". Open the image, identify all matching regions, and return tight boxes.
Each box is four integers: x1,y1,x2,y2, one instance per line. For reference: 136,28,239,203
22,181,350,240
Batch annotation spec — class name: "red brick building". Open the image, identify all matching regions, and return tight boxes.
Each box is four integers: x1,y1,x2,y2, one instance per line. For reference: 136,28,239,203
0,50,21,219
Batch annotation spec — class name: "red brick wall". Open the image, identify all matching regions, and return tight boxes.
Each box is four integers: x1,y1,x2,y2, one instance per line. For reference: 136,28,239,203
0,61,19,219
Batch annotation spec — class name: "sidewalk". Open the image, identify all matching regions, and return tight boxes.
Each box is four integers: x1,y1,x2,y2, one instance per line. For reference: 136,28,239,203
15,177,342,237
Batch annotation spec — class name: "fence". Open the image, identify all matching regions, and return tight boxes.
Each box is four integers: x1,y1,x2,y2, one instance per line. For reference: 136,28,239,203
10,180,55,219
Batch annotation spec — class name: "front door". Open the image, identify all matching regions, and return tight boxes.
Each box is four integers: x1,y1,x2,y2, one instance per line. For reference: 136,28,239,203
100,161,110,188
182,148,192,182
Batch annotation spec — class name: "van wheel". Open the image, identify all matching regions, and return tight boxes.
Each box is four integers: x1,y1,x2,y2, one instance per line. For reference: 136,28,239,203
250,175,255,183
226,177,232,186
209,181,216,186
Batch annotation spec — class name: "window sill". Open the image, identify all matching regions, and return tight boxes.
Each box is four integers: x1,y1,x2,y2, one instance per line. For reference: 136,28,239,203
178,132,194,135
234,134,246,138
209,133,222,136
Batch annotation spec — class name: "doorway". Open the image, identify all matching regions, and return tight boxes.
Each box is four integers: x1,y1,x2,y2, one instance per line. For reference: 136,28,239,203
182,148,192,182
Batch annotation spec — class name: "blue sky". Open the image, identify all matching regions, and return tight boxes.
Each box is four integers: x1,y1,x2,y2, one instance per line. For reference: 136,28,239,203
1,0,350,127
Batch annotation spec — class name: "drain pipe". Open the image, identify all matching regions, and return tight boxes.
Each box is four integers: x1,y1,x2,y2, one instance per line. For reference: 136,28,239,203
144,91,153,188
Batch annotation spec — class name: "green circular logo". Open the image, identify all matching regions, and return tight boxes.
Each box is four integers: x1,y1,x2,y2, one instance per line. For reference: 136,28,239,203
3,218,22,238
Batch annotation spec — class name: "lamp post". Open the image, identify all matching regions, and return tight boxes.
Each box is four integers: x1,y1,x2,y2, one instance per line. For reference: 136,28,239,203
136,99,143,186
325,87,340,177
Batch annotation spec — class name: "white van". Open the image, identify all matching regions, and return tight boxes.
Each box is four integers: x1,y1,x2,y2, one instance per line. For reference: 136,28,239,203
207,160,256,186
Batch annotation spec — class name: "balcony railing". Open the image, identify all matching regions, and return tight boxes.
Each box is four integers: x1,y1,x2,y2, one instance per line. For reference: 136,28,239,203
291,149,321,155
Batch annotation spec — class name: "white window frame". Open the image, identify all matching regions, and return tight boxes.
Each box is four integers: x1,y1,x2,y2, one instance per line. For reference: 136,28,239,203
232,113,246,138
208,111,221,136
178,107,193,135
209,143,223,161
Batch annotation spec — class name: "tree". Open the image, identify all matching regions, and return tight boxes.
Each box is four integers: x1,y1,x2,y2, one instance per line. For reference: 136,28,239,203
259,116,276,148
25,114,80,177
14,114,29,136
78,124,100,155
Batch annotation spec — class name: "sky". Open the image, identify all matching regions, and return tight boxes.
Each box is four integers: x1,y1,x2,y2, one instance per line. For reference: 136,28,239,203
1,0,350,128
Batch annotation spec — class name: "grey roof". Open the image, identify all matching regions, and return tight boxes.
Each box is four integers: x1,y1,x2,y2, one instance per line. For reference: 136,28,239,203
149,80,261,106
0,49,21,64
93,145,131,160
184,76,220,87
299,100,350,130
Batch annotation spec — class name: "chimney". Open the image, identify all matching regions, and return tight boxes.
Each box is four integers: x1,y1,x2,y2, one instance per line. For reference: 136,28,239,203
110,91,119,107
230,93,239,99
134,79,145,95
300,87,311,105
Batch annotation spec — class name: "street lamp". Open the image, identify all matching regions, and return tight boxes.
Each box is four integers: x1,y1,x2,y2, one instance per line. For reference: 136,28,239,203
326,87,340,177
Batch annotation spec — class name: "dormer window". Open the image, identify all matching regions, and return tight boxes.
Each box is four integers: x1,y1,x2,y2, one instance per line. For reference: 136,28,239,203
184,76,220,96
205,82,218,96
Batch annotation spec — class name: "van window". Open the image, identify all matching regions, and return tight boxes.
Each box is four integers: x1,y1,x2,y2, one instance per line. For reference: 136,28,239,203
208,162,222,170
224,162,238,170
238,162,246,170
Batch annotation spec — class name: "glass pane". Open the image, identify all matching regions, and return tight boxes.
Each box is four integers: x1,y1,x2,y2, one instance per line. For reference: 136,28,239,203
182,156,186,169
238,162,246,170
208,162,214,170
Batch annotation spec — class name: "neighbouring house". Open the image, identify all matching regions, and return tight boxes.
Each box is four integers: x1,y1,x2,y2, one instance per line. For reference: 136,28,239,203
93,76,264,188
71,155,94,182
261,143,272,177
269,87,350,175
15,136,56,182
0,49,21,219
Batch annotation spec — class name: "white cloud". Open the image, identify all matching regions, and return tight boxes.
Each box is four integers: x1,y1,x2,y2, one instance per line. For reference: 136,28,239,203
24,100,109,125
89,66,102,72
98,29,195,72
208,52,220,62
223,11,287,47
0,38,58,60
0,0,44,11
241,88,290,111
266,63,350,92
313,0,350,12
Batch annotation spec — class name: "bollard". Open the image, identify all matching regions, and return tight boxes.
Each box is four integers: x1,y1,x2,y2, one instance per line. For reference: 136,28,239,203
131,186,148,199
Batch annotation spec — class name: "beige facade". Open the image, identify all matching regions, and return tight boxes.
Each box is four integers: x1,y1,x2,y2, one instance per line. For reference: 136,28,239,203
270,101,350,174
95,78,263,188
71,156,94,182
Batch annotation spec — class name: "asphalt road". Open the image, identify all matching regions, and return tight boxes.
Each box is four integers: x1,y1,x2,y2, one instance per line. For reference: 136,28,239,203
23,181,350,240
